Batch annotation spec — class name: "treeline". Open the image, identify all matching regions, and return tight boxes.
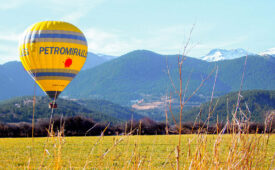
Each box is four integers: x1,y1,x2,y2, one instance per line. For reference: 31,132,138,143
0,116,274,137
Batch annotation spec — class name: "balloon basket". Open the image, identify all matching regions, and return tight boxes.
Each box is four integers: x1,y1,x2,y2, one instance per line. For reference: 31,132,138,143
49,102,57,109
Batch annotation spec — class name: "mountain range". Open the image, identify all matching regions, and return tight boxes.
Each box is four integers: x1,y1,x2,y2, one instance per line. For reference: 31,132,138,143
0,49,274,108
63,50,275,106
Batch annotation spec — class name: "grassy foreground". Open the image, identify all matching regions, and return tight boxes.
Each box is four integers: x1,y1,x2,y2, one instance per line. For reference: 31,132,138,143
0,134,274,169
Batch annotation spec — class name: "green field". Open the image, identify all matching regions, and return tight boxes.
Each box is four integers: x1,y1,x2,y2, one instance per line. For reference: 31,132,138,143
0,134,274,169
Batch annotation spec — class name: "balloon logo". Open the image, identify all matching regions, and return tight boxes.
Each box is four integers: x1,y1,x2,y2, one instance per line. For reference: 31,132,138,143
65,58,72,68
19,21,88,108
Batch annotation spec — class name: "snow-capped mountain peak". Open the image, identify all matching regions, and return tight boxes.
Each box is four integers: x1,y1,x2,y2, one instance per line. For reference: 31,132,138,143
201,48,252,62
259,48,275,56
202,50,223,62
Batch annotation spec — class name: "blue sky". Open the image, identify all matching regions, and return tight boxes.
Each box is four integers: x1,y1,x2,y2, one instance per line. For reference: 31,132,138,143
0,0,274,63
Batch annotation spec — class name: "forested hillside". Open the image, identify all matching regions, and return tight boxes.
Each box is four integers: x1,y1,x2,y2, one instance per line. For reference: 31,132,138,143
180,90,275,123
0,97,143,123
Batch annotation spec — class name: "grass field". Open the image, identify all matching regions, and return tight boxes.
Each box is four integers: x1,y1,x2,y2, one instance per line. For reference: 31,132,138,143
0,134,274,169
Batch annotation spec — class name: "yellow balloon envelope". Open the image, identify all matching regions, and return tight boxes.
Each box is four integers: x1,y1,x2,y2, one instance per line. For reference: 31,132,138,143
19,21,87,104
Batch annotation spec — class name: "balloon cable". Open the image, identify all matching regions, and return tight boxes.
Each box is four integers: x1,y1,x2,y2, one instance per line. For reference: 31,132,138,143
48,90,58,134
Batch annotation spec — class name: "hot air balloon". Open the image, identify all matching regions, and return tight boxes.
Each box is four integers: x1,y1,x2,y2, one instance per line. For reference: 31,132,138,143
19,21,88,108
